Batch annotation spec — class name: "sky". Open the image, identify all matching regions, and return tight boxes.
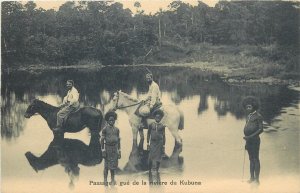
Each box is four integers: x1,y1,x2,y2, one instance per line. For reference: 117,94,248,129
22,0,219,14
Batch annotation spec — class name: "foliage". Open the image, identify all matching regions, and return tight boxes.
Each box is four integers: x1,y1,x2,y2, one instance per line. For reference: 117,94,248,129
1,1,299,73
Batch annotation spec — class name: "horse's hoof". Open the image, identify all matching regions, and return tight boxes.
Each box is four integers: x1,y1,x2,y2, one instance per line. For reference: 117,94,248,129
162,153,169,160
25,152,39,173
178,156,184,165
53,131,64,138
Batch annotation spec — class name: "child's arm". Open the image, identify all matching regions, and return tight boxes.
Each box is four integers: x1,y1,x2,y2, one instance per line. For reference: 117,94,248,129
147,124,151,144
244,128,263,140
163,126,166,147
147,124,152,149
244,116,264,140
100,128,106,151
257,118,264,135
117,128,121,159
117,129,121,150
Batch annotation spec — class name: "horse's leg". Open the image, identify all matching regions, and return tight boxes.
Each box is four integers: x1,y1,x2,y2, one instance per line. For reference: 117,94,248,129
138,129,144,153
167,124,183,161
162,139,184,168
86,114,102,138
131,124,139,154
170,139,182,159
124,124,141,172
53,131,64,140
168,124,183,146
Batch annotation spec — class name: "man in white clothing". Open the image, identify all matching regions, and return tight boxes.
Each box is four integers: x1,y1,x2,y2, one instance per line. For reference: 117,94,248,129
146,72,161,111
138,73,162,130
53,80,80,132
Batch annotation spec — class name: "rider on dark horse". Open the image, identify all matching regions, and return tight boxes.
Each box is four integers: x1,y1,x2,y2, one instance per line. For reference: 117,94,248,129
54,80,80,132
24,81,102,137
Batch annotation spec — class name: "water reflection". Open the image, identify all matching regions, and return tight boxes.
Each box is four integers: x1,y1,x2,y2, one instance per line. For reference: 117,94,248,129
1,66,299,139
1,66,299,192
25,134,102,188
1,92,29,139
123,143,183,173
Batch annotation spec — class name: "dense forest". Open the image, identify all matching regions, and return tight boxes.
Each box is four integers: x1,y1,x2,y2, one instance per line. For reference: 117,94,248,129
1,1,299,75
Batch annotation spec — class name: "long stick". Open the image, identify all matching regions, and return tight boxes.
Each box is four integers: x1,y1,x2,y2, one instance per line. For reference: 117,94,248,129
242,149,246,181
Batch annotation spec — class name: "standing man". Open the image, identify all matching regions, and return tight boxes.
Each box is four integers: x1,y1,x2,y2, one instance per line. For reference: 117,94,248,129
54,80,80,132
242,96,263,185
101,111,121,186
147,109,165,182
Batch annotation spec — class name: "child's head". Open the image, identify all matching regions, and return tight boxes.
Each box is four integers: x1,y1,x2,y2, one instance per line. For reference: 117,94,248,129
242,96,260,113
153,109,164,123
105,111,117,126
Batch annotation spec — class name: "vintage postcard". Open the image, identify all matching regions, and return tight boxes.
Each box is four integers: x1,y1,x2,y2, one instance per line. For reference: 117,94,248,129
1,1,299,193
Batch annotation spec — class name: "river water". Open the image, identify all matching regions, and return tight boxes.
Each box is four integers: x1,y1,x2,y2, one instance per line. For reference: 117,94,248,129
1,66,299,193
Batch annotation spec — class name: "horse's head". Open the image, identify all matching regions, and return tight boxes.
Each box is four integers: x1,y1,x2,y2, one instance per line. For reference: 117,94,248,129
105,90,141,114
105,91,120,113
24,99,40,118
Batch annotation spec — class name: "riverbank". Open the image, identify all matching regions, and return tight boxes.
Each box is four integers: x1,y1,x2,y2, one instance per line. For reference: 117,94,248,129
4,62,300,87
3,43,299,86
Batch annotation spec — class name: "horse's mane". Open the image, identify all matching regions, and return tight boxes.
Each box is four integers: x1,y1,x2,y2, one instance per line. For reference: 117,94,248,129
119,91,140,103
34,99,59,110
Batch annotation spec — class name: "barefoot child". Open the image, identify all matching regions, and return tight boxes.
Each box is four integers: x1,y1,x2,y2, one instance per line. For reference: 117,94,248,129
147,109,166,177
242,96,263,184
100,111,121,186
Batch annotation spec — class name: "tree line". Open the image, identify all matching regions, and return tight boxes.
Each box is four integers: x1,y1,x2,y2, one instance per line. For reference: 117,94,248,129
1,1,299,66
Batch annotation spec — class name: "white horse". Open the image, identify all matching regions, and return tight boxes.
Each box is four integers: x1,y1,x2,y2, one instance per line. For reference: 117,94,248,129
105,90,184,153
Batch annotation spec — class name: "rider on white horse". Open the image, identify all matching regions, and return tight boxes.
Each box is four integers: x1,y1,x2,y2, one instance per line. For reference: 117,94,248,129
138,72,162,129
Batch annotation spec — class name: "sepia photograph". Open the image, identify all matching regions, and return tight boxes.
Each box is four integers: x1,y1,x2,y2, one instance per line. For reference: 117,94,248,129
1,0,300,193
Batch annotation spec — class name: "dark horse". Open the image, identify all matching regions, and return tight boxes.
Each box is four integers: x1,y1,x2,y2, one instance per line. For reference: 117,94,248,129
25,134,102,188
24,99,103,137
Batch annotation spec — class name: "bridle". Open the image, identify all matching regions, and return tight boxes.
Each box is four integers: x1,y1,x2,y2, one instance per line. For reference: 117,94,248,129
113,91,143,110
25,102,39,117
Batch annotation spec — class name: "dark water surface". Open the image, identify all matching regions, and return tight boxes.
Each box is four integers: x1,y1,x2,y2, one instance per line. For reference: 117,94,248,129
1,66,300,193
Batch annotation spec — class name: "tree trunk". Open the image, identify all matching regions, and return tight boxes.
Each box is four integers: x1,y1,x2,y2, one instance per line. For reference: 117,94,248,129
158,18,161,47
3,36,7,50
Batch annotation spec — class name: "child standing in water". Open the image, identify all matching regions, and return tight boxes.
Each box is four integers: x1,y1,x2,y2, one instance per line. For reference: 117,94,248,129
242,96,263,184
100,111,121,186
147,109,166,178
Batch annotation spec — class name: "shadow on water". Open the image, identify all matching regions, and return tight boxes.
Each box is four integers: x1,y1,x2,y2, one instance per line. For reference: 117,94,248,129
122,138,184,174
25,134,102,188
2,66,300,191
1,66,299,139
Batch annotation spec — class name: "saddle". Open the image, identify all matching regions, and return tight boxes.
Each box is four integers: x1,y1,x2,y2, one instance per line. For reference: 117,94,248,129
135,102,163,130
134,102,163,119
69,105,81,114
62,105,81,126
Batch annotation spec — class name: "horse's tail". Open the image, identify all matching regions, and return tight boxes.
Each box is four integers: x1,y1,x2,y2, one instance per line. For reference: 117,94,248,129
178,110,184,130
96,104,105,132
98,112,105,132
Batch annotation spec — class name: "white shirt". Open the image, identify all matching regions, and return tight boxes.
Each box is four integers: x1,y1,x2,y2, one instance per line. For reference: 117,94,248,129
63,87,79,105
147,81,161,108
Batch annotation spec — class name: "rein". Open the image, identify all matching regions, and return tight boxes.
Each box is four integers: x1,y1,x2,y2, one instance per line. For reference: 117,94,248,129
116,101,143,109
114,92,144,110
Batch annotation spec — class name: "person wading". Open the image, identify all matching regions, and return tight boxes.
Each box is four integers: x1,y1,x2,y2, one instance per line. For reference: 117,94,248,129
147,109,166,182
242,96,263,185
100,111,121,186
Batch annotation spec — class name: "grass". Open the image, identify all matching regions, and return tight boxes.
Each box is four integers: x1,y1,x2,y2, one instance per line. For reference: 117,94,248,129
4,41,299,81
146,41,299,80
